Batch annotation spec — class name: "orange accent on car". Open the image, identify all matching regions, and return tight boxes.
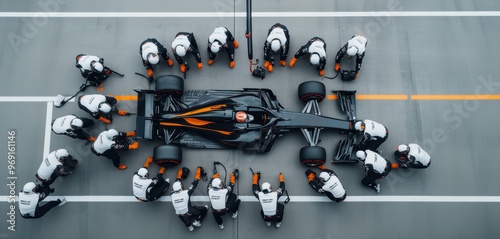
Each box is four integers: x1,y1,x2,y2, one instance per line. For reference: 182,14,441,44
184,118,213,126
176,104,227,117
160,122,232,136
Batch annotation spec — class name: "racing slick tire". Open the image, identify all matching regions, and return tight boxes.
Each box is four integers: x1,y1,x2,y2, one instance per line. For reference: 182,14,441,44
298,81,326,103
155,75,184,98
153,144,182,167
300,146,326,166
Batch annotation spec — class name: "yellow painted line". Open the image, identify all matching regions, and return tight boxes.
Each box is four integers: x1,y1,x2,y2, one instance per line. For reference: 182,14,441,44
115,94,500,102
114,95,138,101
327,94,408,100
411,95,500,100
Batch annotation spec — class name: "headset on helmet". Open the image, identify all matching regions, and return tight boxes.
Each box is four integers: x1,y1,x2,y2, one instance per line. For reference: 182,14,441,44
175,45,186,57
91,61,104,73
211,178,222,188
398,144,409,153
137,168,148,178
261,182,271,193
211,41,221,53
271,39,281,52
356,150,366,161
147,53,159,65
99,103,112,113
55,149,69,159
172,181,182,192
310,53,320,66
354,121,364,131
71,118,83,128
346,46,358,57
319,172,331,182
23,182,36,194
106,129,119,140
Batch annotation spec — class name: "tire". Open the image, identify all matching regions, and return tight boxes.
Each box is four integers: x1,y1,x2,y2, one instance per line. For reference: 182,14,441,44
155,75,184,97
153,145,182,167
300,146,326,166
298,81,326,103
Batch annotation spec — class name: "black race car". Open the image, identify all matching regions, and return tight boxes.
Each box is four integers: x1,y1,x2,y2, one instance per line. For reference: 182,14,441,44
136,75,358,167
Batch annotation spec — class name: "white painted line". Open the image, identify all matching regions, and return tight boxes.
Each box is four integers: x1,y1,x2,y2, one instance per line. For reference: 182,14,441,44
0,96,75,103
3,195,500,203
43,102,53,158
1,11,500,18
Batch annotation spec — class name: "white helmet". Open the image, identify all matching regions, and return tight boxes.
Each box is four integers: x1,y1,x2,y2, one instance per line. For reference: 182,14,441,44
356,150,366,161
55,149,69,159
271,39,281,52
23,182,36,194
211,178,222,188
261,182,271,193
91,62,104,72
137,168,148,178
354,121,363,131
147,53,159,65
106,129,119,140
319,172,330,182
71,118,83,128
175,45,186,57
310,53,320,66
172,181,182,192
398,144,409,152
346,46,358,57
211,41,221,53
99,103,112,113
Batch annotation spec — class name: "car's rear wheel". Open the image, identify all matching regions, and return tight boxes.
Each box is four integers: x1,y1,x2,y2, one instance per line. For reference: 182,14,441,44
153,145,182,167
155,75,184,98
300,146,326,166
298,81,326,103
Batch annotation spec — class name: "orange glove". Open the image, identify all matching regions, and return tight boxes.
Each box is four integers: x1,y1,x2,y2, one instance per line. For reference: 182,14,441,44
230,172,236,184
167,58,174,67
307,172,316,182
391,163,399,169
98,116,111,124
146,69,154,78
117,110,130,116
267,64,273,72
213,173,220,178
264,61,270,69
128,141,139,150
279,60,286,66
159,167,166,175
279,173,284,183
319,69,325,76
197,63,203,69
289,57,297,68
180,64,187,73
229,61,235,68
318,165,326,170
88,136,96,142
355,72,359,79
143,156,153,168
233,40,239,48
335,63,341,71
195,167,202,180
176,168,183,179
125,131,136,137
252,173,259,185
208,59,214,65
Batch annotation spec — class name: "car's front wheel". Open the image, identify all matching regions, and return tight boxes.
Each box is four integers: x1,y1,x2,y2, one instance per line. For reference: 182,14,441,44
155,75,184,98
300,146,326,166
298,81,326,103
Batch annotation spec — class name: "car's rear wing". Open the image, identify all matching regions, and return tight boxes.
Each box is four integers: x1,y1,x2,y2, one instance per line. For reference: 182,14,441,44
331,90,359,163
135,90,155,140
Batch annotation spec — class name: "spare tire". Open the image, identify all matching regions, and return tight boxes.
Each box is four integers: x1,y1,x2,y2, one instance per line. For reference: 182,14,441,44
298,81,326,103
155,75,184,98
153,144,182,167
300,146,326,166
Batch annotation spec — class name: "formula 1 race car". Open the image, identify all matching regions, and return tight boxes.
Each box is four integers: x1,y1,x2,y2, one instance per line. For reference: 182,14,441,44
135,75,358,167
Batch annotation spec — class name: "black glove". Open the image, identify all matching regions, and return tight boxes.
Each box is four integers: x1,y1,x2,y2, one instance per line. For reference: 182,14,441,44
181,167,190,179
305,169,314,177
